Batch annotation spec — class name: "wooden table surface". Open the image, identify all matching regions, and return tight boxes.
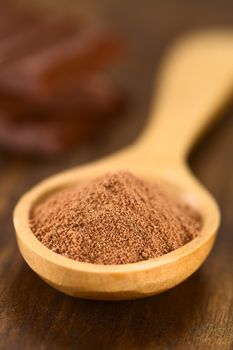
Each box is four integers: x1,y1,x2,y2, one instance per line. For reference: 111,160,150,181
0,1,233,349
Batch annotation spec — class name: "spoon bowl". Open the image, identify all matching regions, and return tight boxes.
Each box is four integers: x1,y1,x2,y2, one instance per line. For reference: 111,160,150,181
14,154,219,300
14,30,233,299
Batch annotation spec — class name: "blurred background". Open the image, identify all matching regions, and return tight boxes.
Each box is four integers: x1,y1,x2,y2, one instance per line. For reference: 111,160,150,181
0,1,233,349
0,0,232,168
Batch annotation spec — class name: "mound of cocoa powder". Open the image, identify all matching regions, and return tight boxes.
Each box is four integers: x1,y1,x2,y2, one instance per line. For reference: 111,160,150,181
30,171,201,265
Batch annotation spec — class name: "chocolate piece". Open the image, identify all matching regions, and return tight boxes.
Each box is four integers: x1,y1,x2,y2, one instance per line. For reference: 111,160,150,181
0,74,124,120
0,6,39,40
0,15,78,66
0,21,122,96
0,113,99,156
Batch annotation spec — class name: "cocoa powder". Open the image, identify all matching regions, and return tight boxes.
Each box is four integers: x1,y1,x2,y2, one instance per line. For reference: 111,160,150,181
30,171,201,265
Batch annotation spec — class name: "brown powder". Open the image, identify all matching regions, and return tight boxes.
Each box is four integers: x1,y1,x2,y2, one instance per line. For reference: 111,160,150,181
30,171,201,265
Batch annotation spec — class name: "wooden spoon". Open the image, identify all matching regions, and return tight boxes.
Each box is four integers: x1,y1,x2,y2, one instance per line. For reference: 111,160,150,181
14,30,233,300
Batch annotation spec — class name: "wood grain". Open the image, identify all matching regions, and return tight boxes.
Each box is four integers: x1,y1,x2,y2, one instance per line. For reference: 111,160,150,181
0,0,233,349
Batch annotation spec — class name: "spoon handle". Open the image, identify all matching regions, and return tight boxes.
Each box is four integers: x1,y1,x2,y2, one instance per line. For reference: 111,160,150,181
138,30,233,162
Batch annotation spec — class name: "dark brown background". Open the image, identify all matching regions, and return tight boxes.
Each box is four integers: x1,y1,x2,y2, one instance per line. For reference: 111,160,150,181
0,0,233,349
